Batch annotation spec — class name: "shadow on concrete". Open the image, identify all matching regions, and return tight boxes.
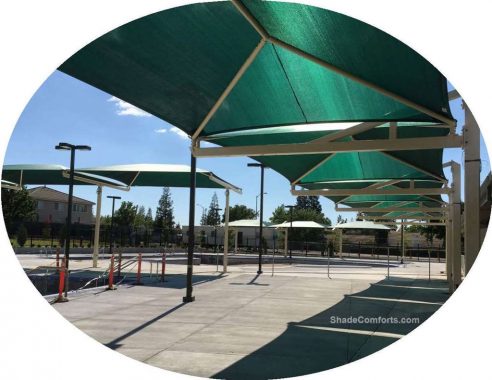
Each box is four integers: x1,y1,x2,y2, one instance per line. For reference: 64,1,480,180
212,276,449,380
105,303,186,349
131,272,226,290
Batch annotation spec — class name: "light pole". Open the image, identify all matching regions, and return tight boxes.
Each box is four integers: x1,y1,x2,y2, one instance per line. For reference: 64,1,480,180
197,203,206,225
107,195,121,256
55,142,91,298
211,207,222,254
285,205,295,261
248,163,268,274
255,192,267,219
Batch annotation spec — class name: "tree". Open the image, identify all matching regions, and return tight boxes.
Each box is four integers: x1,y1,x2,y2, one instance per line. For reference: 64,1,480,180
270,204,331,243
134,205,146,229
114,201,138,246
296,196,322,214
155,187,175,244
222,204,256,222
16,224,28,247
205,192,221,226
1,187,36,233
412,224,446,246
200,207,208,226
336,215,347,225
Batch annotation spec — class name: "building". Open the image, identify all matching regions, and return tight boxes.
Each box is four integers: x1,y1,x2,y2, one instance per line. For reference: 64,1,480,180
28,186,95,225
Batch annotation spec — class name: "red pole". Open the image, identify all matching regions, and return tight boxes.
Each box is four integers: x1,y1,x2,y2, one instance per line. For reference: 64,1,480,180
136,253,143,285
161,253,166,282
56,259,68,302
107,254,115,290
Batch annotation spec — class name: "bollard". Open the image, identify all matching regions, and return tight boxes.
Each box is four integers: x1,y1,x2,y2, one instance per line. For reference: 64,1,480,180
161,253,167,282
56,259,68,302
135,253,143,285
117,251,122,279
107,254,116,290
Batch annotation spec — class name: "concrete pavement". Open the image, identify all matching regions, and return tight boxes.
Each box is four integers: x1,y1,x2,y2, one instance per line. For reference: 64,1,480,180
49,261,449,379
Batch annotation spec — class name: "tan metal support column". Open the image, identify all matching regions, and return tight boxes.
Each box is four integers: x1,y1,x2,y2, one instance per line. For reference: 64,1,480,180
223,189,230,272
446,218,452,291
339,228,343,258
284,229,288,257
451,162,462,290
234,228,238,255
463,102,481,274
92,186,102,268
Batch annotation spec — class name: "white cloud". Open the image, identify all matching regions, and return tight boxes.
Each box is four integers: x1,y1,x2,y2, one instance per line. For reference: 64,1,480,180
108,96,151,117
170,127,189,140
154,128,167,134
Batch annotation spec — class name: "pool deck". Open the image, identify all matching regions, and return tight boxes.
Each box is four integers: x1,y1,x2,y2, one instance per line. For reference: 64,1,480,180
36,256,450,379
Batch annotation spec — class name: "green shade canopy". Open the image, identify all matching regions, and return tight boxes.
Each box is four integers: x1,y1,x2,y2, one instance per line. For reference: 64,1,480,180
77,164,241,192
56,1,452,217
1,164,116,187
2,164,241,192
59,1,452,138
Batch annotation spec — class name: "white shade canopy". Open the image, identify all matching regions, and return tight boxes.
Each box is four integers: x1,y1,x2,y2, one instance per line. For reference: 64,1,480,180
332,220,390,230
226,219,272,228
270,221,329,229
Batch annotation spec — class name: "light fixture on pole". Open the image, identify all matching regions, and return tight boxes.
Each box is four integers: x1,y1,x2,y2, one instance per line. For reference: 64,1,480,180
55,142,91,299
247,162,268,274
107,195,122,256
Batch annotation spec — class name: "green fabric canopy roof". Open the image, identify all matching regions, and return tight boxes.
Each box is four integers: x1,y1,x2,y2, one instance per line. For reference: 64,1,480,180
56,1,452,217
77,164,241,192
2,164,241,192
59,1,452,138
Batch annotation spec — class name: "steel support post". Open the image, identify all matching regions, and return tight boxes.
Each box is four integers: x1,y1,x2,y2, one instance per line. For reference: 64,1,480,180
223,189,230,272
451,163,462,291
234,229,238,254
258,165,265,274
284,229,288,257
92,186,102,268
339,228,343,258
446,218,452,291
183,153,197,303
463,102,481,274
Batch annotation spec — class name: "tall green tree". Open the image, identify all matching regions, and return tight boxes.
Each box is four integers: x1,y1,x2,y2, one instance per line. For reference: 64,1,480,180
270,204,331,242
114,201,138,245
155,187,175,243
205,192,221,226
296,195,322,214
221,204,256,222
200,207,208,226
1,187,36,234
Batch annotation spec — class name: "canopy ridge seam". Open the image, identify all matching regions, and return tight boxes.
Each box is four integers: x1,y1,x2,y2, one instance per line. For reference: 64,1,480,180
271,43,308,123
230,0,456,127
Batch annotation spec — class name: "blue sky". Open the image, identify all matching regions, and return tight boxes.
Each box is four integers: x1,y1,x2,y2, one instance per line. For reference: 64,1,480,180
4,70,489,225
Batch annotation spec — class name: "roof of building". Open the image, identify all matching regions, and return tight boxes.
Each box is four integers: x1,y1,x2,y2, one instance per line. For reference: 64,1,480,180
28,186,95,205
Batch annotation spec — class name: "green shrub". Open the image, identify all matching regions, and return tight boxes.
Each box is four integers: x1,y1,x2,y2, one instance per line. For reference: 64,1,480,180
16,225,28,247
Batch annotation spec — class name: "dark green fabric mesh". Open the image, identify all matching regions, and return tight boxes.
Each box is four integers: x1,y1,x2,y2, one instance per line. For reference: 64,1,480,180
59,2,261,136
242,0,451,122
59,1,453,137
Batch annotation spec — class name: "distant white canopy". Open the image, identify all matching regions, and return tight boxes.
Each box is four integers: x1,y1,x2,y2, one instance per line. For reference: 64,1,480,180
226,219,272,228
270,221,328,229
332,220,390,230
